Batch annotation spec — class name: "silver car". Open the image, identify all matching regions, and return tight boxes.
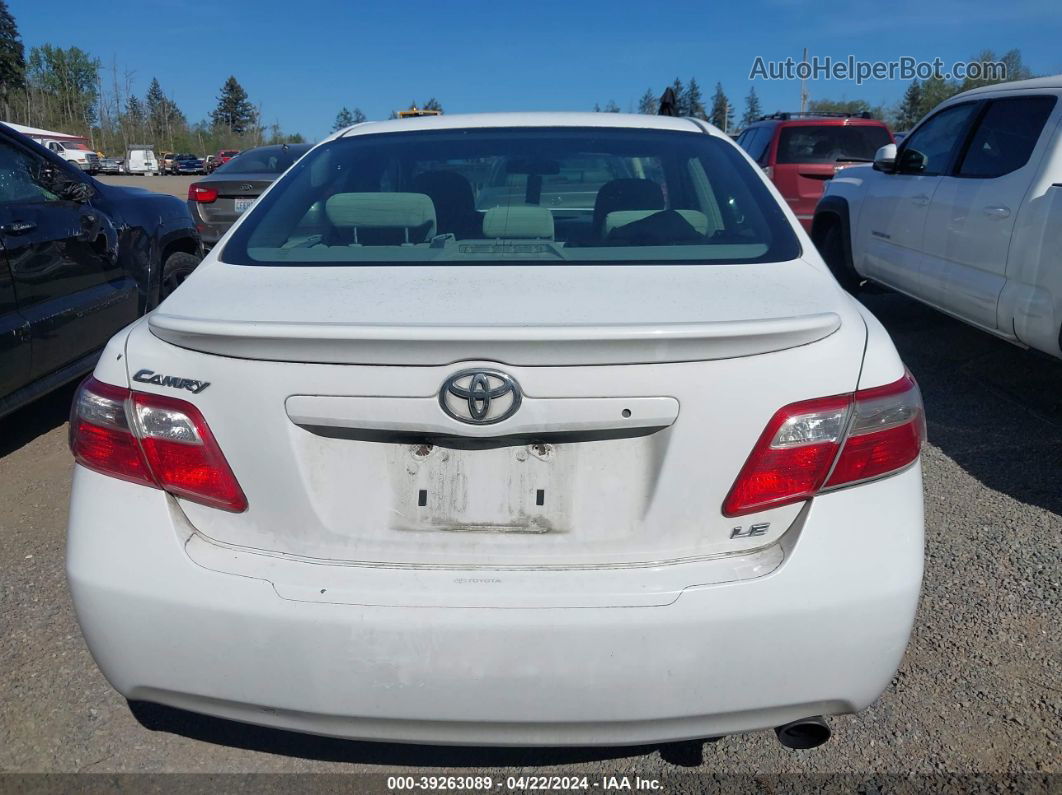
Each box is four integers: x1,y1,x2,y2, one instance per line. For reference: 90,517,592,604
187,143,311,248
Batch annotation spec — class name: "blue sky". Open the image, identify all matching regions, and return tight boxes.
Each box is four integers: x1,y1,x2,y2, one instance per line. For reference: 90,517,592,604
13,0,1062,140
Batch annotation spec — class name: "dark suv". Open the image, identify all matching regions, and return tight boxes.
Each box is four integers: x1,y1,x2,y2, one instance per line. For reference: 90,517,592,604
0,123,201,417
735,112,893,231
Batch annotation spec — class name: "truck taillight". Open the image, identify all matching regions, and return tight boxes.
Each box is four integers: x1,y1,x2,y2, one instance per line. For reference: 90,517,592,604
723,372,925,517
70,377,247,512
188,183,218,203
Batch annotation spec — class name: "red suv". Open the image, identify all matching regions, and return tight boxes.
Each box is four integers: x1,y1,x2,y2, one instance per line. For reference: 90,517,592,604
735,113,893,232
207,149,240,173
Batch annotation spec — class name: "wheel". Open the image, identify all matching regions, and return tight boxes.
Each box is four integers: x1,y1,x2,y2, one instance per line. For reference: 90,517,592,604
160,251,201,299
819,223,863,294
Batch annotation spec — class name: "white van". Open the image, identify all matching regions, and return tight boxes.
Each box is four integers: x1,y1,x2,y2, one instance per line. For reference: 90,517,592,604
124,146,159,175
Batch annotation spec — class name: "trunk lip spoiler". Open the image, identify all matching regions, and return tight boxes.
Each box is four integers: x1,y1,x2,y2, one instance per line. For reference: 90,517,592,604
147,312,842,366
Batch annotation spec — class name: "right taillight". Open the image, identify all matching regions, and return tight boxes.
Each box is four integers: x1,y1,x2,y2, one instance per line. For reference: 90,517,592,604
70,377,247,512
824,373,925,489
188,183,218,203
723,372,925,517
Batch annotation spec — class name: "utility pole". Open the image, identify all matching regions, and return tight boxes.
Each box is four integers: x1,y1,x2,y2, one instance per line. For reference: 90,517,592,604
800,47,809,114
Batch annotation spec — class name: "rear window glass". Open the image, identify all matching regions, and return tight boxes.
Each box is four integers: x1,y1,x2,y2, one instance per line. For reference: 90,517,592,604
222,127,800,267
957,95,1056,178
737,126,773,164
776,125,892,164
213,145,310,174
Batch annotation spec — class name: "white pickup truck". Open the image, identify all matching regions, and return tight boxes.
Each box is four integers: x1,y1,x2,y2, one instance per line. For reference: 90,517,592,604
813,76,1062,360
40,138,100,174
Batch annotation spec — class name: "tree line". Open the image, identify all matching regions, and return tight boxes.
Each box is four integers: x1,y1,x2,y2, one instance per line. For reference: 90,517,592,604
0,0,304,155
0,0,1032,152
601,49,1032,133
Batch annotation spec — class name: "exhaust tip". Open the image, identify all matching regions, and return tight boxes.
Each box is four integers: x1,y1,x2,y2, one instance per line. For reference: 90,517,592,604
774,716,831,749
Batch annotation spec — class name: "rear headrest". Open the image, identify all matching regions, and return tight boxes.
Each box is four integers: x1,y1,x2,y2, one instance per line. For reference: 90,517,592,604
413,170,476,213
482,206,555,239
603,209,710,237
593,178,665,230
325,192,436,240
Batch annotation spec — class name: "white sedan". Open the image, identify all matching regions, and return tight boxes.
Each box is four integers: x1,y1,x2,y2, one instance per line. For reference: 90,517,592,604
66,112,925,750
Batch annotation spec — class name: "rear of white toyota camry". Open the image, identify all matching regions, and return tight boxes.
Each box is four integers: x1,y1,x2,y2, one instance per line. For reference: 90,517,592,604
66,113,924,749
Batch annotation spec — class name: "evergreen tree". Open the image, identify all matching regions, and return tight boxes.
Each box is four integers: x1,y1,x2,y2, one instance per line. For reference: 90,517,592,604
0,0,25,114
683,77,706,119
709,82,733,133
422,97,443,112
144,77,184,142
211,75,256,134
919,75,960,118
741,86,762,129
125,94,145,140
602,99,620,113
145,77,165,121
896,80,924,130
637,87,657,115
670,77,687,115
332,106,355,131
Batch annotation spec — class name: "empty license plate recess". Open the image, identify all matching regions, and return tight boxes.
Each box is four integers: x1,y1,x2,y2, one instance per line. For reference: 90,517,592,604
388,436,655,536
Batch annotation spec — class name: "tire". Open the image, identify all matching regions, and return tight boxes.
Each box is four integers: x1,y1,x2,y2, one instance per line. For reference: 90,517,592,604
819,223,863,294
160,251,201,299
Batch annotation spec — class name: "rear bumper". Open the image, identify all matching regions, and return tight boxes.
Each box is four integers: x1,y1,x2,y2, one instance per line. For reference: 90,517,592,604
190,216,228,247
67,465,923,746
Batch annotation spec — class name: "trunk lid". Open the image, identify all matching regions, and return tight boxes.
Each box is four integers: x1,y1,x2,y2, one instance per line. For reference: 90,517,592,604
194,175,275,224
131,258,867,568
152,260,843,365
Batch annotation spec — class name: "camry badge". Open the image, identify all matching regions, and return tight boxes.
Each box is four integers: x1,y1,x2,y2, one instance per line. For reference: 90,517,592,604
133,368,210,394
439,369,521,425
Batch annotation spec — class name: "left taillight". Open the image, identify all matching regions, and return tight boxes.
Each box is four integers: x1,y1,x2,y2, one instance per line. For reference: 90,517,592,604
70,377,247,512
722,372,925,517
188,183,218,203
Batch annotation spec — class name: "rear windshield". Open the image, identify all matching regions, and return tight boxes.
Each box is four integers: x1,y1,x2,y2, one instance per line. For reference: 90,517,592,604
222,127,800,266
776,124,892,164
213,146,309,175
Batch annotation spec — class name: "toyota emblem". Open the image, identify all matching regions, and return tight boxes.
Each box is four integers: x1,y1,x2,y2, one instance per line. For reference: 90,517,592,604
439,369,521,425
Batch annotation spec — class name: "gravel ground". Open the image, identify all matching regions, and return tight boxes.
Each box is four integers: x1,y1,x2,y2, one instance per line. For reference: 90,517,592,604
0,289,1058,791
96,173,198,199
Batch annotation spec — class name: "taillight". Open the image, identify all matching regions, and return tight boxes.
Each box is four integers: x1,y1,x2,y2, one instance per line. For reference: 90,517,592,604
188,183,218,203
824,374,925,488
70,377,247,512
723,372,925,517
70,379,155,487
